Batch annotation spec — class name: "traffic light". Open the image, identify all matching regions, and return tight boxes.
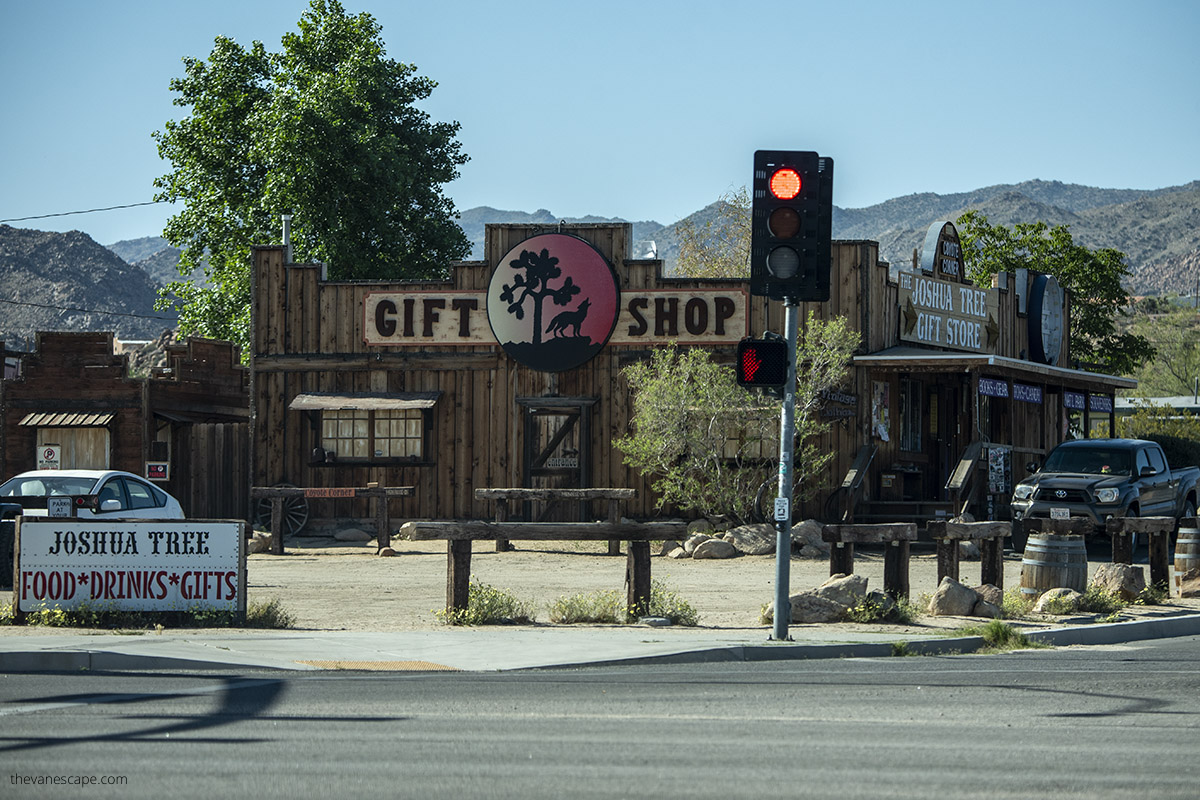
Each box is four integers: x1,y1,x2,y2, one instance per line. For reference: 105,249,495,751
735,337,789,388
750,150,834,302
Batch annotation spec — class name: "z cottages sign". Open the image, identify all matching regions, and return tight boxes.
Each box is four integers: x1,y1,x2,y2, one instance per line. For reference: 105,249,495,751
363,233,749,367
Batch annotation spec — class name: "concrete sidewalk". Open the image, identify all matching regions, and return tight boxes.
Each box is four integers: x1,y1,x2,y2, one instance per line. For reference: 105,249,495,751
5,612,1200,673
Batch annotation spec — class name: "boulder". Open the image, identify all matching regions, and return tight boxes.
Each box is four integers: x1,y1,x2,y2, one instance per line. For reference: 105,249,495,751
1181,567,1200,598
724,524,776,556
928,576,978,616
1091,563,1146,601
334,527,373,543
973,584,1004,607
972,599,1002,618
958,540,981,561
683,533,712,554
668,546,691,559
797,544,827,560
1034,588,1084,614
763,592,845,624
692,538,738,559
659,540,683,558
247,530,273,554
686,519,715,536
816,573,868,608
790,519,829,555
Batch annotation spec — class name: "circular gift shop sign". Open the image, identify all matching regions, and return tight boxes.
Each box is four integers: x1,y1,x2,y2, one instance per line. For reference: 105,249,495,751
487,233,620,372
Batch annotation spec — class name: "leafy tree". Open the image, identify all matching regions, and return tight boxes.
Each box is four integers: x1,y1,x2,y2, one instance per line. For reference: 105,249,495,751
956,210,1154,375
615,314,859,522
673,187,751,278
498,248,580,346
1127,309,1200,397
152,0,470,353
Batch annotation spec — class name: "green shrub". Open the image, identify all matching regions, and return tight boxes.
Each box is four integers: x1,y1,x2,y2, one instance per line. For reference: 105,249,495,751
646,580,700,626
549,590,626,624
1001,588,1034,620
845,594,919,625
959,619,1048,652
1076,585,1127,616
3,598,294,629
435,578,536,626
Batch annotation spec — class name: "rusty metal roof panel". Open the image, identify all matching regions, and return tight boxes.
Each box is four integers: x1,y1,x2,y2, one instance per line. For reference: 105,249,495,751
18,412,116,427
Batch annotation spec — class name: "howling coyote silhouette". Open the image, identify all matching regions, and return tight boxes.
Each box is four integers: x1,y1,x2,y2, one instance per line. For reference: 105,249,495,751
545,298,591,338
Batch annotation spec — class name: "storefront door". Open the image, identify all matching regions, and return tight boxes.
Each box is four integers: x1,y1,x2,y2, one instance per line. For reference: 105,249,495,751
520,399,594,521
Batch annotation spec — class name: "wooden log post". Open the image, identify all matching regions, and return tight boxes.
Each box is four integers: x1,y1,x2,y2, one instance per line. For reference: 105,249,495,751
270,497,284,555
830,542,854,576
448,540,472,614
626,540,651,616
608,498,622,556
884,539,911,600
495,497,511,553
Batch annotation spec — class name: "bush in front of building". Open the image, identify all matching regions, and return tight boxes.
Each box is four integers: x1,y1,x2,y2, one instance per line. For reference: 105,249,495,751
616,316,858,524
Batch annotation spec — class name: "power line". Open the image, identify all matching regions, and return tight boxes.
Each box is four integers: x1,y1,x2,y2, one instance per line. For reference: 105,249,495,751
0,200,168,224
0,297,178,322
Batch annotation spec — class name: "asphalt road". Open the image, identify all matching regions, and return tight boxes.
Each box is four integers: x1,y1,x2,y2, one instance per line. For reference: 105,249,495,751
4,637,1200,799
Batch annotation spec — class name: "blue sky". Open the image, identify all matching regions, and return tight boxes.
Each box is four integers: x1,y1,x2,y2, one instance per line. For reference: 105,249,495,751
1,0,1197,246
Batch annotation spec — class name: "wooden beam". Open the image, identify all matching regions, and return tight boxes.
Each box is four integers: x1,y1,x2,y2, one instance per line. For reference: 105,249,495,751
402,520,686,542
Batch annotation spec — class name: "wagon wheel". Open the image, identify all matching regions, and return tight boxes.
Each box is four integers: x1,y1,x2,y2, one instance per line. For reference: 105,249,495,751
254,483,310,538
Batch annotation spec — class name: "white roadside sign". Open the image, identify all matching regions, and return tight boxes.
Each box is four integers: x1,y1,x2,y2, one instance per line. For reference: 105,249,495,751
15,519,246,613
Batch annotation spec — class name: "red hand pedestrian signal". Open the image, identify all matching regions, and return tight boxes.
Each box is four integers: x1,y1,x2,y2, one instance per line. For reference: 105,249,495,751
735,338,788,388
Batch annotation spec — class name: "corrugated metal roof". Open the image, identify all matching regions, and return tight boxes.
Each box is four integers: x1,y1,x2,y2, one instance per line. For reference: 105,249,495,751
288,392,442,411
18,412,116,427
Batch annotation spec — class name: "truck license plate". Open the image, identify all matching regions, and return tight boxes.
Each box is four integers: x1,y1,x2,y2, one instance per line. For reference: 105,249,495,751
1050,507,1070,520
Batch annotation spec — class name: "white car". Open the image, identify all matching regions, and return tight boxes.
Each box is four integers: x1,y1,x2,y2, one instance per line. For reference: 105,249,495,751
0,470,185,519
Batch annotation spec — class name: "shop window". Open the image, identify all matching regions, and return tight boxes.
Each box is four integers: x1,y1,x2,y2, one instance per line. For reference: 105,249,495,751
899,379,923,452
320,409,426,462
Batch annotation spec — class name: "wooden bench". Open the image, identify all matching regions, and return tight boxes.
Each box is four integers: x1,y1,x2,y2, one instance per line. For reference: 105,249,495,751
926,520,1008,590
1106,515,1175,589
401,517,688,617
474,487,635,555
822,523,918,599
250,485,414,554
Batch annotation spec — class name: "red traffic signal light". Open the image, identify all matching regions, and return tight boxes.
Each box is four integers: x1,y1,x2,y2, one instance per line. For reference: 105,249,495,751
735,337,789,387
750,150,834,302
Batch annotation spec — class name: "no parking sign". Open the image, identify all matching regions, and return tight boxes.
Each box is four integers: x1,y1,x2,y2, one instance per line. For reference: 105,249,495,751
37,445,61,470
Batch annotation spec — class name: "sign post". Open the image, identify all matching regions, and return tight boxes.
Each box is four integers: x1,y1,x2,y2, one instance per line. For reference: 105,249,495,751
772,300,800,641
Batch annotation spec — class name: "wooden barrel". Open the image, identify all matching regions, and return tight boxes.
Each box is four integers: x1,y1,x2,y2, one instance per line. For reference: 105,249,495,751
1173,527,1200,594
1020,533,1088,599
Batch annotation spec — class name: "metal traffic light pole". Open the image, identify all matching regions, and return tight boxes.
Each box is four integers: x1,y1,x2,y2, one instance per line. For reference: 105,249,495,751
772,298,800,641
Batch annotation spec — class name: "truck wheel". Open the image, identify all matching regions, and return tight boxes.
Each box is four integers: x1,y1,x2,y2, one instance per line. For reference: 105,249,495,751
1127,507,1140,554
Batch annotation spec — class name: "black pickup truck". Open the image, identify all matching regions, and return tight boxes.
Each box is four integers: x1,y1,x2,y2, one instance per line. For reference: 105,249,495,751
1010,438,1200,530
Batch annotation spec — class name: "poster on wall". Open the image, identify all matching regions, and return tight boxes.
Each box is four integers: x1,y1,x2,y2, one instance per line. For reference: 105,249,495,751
872,381,890,442
988,446,1012,494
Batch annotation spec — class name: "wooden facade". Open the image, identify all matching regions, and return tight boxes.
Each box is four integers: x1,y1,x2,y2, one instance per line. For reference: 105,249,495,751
251,221,1133,526
0,332,250,519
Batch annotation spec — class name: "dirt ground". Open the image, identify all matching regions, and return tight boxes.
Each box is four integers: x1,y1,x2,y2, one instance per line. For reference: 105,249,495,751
241,533,1200,634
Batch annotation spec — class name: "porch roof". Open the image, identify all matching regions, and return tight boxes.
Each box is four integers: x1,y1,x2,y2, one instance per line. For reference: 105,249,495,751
852,347,1136,392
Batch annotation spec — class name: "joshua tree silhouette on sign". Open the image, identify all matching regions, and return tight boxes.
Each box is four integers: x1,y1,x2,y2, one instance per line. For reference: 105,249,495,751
499,247,581,346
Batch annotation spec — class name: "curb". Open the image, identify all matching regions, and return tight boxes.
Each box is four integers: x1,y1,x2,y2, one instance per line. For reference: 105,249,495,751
4,614,1199,673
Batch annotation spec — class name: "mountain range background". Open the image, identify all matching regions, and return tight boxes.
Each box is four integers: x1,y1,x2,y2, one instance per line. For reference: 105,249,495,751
2,178,1198,350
